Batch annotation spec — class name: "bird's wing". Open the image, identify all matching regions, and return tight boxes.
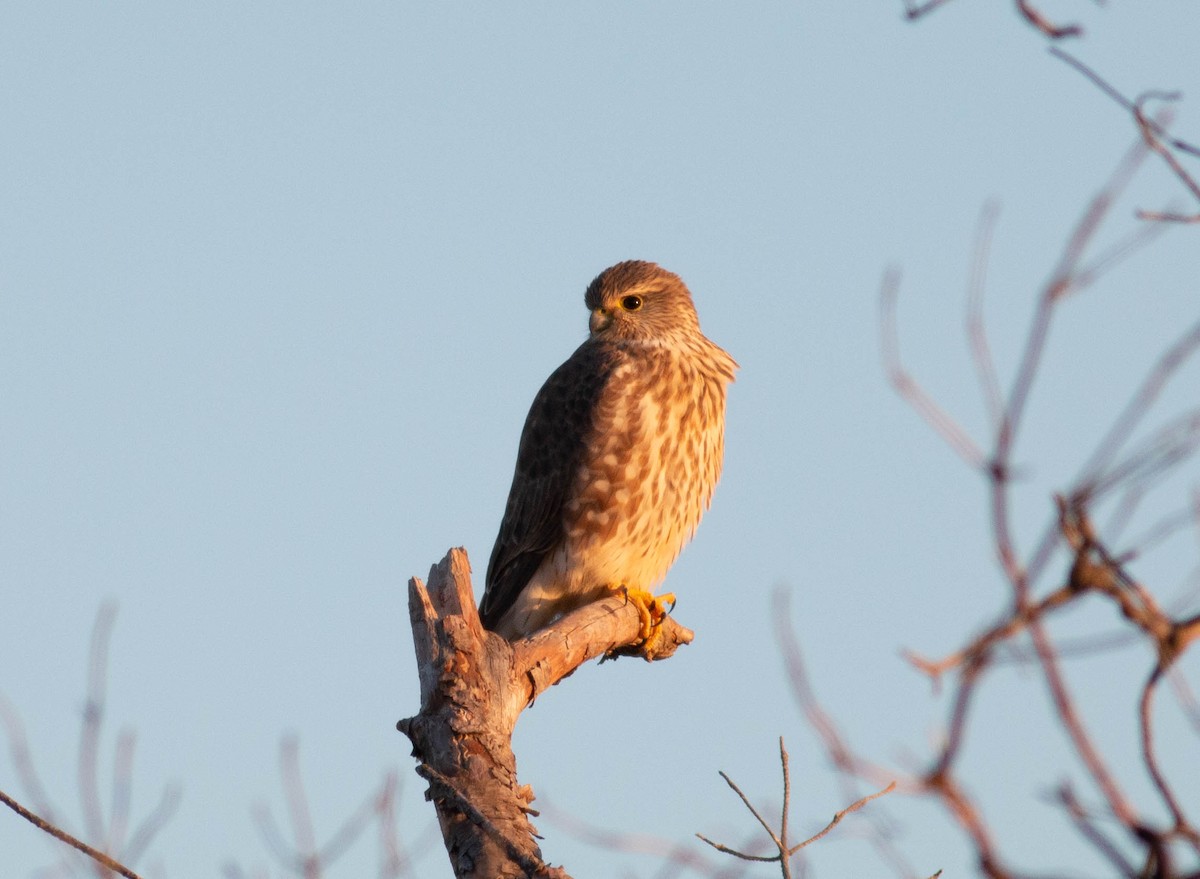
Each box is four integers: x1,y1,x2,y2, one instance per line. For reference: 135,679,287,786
480,340,617,631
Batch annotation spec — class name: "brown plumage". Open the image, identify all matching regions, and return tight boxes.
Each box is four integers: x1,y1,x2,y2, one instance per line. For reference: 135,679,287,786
480,261,737,640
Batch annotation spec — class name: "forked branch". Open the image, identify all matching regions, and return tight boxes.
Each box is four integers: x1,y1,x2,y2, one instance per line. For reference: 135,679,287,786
697,737,897,879
397,547,692,879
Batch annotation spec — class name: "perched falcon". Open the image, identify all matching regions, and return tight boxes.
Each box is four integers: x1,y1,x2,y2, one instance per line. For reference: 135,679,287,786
480,261,737,650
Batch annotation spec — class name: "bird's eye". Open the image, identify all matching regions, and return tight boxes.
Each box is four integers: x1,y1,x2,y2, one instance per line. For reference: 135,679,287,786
620,295,643,311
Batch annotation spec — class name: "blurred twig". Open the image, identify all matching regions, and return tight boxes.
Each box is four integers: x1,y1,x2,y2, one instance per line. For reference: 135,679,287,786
0,604,180,877
251,736,412,879
1050,48,1200,223
902,0,1082,38
545,797,759,878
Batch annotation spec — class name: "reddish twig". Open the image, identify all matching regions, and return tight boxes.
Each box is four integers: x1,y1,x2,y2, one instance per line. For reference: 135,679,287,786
903,0,1082,38
1015,0,1082,38
1137,668,1198,847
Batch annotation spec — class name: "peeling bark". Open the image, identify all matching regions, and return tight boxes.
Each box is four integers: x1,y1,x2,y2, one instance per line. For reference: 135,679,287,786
397,548,692,878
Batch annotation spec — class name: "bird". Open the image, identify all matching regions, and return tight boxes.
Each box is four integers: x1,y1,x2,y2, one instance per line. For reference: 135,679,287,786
479,260,736,652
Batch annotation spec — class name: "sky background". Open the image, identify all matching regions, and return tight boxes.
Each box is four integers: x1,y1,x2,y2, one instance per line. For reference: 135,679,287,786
3,2,1200,877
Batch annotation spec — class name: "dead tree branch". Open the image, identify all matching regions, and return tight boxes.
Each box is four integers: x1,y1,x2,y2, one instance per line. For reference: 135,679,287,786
397,547,692,879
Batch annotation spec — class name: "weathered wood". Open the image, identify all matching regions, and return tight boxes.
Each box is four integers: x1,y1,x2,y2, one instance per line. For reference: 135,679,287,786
398,547,693,878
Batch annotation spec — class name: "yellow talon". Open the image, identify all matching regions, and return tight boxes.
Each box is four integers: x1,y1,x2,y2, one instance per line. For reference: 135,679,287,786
618,586,676,652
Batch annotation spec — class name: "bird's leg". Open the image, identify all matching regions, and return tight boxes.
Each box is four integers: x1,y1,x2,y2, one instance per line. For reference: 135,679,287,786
618,585,676,653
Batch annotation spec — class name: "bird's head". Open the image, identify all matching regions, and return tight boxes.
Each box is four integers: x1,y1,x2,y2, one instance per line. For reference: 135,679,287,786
584,260,701,343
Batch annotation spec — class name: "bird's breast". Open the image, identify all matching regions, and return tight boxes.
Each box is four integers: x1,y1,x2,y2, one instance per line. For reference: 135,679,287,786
563,346,730,588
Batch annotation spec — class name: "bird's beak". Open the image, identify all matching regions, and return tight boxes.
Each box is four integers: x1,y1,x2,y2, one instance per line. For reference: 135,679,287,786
589,308,611,334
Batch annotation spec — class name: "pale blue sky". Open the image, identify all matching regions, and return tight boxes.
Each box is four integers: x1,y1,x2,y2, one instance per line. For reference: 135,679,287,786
3,3,1199,877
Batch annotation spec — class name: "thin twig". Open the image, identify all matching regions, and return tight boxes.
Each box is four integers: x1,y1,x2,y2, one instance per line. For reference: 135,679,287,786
778,738,790,871
1139,666,1200,844
699,737,896,878
123,783,181,868
1054,783,1138,876
904,0,1082,38
880,268,986,470
108,729,136,857
254,742,388,878
786,783,897,855
80,604,118,849
1049,47,1200,222
1026,598,1138,827
0,787,144,879
280,736,320,878
1134,95,1200,210
901,0,955,21
714,771,780,851
1015,0,1082,38
1074,318,1200,498
1048,49,1197,154
966,201,1004,432
0,691,61,825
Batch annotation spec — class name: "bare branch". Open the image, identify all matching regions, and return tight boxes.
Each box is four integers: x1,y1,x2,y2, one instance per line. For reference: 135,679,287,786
712,770,780,855
966,201,1004,432
786,783,897,856
0,691,61,826
108,729,136,857
122,782,182,868
1074,319,1200,498
880,268,986,470
903,0,1082,38
1138,667,1199,846
1016,0,1082,38
0,787,144,879
279,735,320,877
698,742,896,879
1133,94,1200,221
80,603,118,851
1054,783,1138,876
900,0,954,22
1049,47,1200,222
